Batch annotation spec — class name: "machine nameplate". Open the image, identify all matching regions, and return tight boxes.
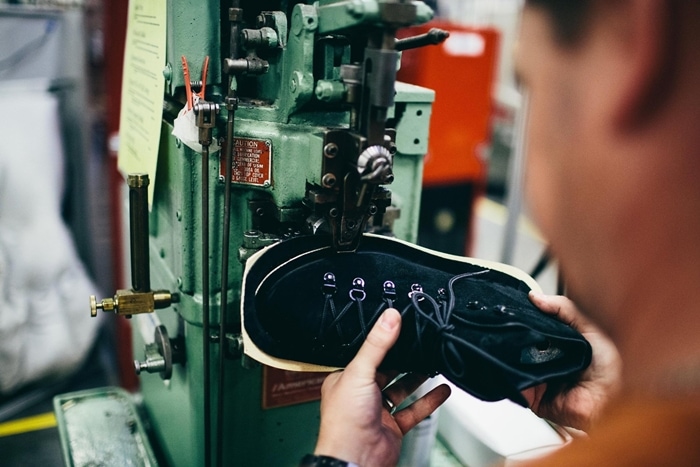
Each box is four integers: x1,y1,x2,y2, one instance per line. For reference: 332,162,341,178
262,367,328,409
221,137,272,187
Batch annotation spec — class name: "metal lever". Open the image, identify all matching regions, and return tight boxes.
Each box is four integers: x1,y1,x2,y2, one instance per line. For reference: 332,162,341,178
395,28,450,52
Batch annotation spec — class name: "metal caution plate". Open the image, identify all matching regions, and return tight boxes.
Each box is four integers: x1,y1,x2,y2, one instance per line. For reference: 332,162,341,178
220,137,272,187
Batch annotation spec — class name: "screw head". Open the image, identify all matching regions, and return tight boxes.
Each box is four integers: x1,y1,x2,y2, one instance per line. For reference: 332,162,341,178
322,173,337,188
324,143,339,158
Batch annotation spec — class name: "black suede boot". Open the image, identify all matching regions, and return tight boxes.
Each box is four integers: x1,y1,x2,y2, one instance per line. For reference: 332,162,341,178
241,234,592,406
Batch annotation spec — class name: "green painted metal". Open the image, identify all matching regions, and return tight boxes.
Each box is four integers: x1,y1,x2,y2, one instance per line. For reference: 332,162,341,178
54,387,159,467
165,0,222,95
128,2,437,466
316,0,434,34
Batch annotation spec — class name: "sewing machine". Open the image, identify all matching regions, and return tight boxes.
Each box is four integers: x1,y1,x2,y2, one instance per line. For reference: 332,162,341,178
53,1,444,466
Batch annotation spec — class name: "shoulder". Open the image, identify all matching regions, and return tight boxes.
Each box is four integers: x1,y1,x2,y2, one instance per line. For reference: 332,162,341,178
520,396,700,467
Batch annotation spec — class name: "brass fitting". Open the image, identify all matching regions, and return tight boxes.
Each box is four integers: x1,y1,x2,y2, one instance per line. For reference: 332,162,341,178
90,289,174,318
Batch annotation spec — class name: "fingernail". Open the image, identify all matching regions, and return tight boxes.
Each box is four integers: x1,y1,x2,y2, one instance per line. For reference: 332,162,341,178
379,309,399,331
529,291,545,300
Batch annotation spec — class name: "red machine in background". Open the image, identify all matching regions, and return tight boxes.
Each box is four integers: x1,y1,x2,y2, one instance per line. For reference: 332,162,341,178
398,21,500,255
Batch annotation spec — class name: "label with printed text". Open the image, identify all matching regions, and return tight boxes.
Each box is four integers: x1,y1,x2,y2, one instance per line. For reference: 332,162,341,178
262,367,328,409
220,137,272,187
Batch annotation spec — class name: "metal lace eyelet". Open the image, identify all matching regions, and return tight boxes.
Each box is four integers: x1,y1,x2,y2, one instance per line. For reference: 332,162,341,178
322,272,337,295
349,277,366,301
382,280,397,301
408,283,425,301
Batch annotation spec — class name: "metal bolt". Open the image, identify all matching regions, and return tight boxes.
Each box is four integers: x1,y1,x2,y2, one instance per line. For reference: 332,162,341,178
176,211,182,221
324,143,339,158
322,173,337,188
263,180,271,188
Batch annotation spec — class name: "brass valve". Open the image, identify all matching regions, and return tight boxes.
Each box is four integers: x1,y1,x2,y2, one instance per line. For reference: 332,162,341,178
90,290,174,318
89,174,176,319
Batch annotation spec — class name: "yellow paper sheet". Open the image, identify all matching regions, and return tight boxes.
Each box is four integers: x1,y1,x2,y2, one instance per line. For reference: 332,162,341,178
117,0,167,205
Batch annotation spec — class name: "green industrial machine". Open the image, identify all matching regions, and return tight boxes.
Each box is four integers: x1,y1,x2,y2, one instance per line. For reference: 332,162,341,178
64,1,445,466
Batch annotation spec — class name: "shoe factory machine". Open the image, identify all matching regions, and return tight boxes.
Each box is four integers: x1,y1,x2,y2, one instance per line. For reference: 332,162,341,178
55,1,448,466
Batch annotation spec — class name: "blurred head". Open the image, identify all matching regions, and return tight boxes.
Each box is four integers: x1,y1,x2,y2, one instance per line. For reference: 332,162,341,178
515,1,700,333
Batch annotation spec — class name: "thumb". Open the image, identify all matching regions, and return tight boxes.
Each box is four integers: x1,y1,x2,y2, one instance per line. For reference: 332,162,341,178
345,308,401,377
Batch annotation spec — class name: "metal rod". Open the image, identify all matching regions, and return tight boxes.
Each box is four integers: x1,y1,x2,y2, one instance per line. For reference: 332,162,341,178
216,91,237,467
395,28,449,51
127,173,150,292
202,142,212,467
196,99,218,467
217,5,242,463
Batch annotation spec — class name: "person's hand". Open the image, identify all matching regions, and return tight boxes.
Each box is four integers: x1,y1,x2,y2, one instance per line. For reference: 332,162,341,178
314,308,451,467
522,293,622,431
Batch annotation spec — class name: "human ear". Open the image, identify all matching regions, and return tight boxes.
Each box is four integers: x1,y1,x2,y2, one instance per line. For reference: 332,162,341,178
612,0,677,131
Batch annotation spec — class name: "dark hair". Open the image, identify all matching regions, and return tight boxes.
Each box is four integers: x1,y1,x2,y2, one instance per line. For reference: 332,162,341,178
526,0,592,44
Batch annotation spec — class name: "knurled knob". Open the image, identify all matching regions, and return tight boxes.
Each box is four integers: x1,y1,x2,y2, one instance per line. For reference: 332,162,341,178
90,295,98,317
90,295,115,317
